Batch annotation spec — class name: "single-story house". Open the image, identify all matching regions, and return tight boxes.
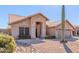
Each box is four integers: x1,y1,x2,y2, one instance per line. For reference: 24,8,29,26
74,26,79,36
9,13,47,39
0,27,10,34
7,13,77,39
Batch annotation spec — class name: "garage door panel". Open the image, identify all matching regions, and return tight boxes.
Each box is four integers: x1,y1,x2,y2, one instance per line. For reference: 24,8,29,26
65,30,71,38
57,30,71,39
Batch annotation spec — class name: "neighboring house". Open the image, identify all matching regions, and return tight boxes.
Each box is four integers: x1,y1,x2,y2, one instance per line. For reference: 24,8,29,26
8,13,76,39
0,28,10,34
74,26,79,37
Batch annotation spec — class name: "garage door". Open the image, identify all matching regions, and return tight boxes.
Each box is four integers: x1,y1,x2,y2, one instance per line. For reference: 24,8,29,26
57,30,71,39
65,30,71,38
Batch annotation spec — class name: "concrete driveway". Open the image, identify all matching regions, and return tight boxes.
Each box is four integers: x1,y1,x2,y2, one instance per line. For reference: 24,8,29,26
15,38,79,53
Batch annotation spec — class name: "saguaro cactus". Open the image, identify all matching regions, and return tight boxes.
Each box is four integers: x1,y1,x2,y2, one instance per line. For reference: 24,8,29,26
60,5,67,43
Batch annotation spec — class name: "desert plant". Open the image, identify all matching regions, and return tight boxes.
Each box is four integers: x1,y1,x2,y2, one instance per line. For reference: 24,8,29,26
18,35,31,39
0,33,16,53
45,36,56,39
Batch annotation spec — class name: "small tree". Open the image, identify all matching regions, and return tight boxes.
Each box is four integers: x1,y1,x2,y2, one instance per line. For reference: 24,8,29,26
0,33,16,53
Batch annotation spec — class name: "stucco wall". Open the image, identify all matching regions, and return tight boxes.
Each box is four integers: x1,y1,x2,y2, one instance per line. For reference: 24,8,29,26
10,14,47,39
74,27,79,36
31,14,46,38
47,21,74,38
9,14,25,24
10,18,31,38
57,21,74,30
47,27,55,36
56,21,73,38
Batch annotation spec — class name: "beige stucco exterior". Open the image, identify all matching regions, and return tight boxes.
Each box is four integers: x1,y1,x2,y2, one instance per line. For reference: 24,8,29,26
56,21,74,38
74,26,79,36
10,18,31,38
30,14,46,38
9,13,75,39
47,20,74,39
47,27,56,36
9,13,46,39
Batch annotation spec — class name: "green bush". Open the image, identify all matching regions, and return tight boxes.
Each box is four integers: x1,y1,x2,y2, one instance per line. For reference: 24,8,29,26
45,36,56,39
0,33,16,53
18,35,31,39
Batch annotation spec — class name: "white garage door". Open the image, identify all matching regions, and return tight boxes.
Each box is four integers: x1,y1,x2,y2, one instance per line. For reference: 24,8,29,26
57,30,71,38
57,30,62,38
65,30,71,38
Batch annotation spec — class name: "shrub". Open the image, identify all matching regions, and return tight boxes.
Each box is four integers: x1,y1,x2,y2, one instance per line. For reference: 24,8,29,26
0,33,16,53
18,35,31,39
45,36,56,39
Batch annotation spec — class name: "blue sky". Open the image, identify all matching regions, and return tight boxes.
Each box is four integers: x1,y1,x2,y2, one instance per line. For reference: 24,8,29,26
0,5,79,28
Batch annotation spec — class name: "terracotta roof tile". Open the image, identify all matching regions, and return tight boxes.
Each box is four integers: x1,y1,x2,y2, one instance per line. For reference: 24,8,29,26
46,20,61,27
46,20,74,29
9,14,26,24
9,13,48,25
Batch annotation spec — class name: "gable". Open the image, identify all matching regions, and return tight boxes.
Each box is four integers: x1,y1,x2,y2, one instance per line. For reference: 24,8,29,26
31,14,47,22
9,14,25,24
32,13,48,20
9,13,48,25
11,18,31,28
56,20,74,30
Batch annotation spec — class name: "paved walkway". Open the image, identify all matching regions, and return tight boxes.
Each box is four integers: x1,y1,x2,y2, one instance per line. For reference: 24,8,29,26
15,39,79,53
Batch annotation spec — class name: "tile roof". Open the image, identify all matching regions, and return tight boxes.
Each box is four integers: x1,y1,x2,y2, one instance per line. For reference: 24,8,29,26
46,20,61,27
9,13,48,25
46,20,75,29
9,14,26,25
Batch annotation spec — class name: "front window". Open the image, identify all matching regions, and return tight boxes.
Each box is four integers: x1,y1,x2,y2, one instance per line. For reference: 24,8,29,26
25,27,29,35
19,27,29,36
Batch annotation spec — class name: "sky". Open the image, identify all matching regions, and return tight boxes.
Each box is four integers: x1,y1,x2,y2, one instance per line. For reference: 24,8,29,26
0,5,79,28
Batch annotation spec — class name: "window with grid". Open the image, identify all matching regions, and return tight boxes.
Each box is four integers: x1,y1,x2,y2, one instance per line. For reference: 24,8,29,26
19,27,29,36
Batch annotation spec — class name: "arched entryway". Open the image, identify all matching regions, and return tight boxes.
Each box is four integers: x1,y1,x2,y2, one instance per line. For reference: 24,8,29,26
36,22,42,38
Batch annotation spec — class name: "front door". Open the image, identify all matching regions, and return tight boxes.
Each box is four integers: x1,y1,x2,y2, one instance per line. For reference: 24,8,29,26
36,22,41,38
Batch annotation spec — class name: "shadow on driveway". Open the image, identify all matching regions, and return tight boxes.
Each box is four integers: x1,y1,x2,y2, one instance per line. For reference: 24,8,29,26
63,43,73,53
